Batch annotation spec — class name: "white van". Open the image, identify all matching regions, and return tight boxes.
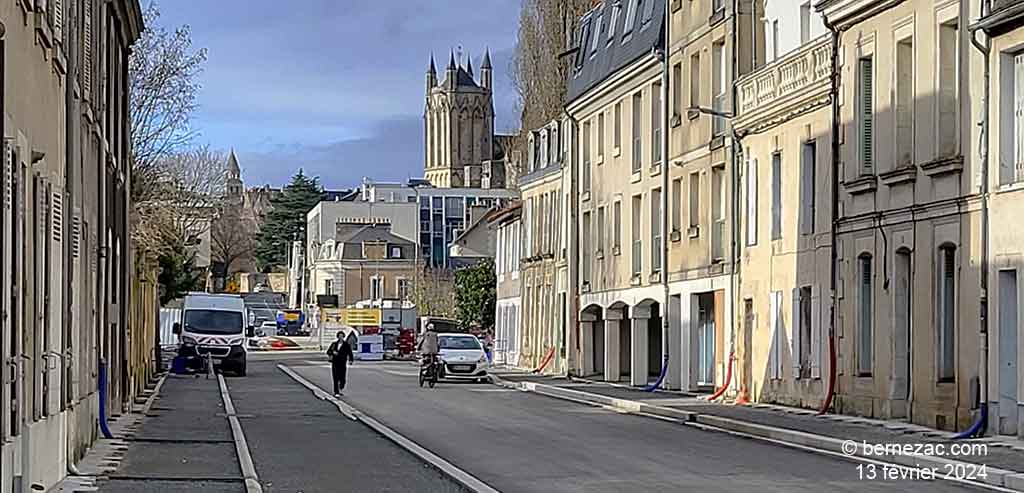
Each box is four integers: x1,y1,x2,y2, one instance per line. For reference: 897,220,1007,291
173,292,251,375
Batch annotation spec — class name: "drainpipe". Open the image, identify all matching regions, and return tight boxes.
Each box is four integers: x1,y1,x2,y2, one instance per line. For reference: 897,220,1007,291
956,0,991,439
653,0,671,391
819,15,842,416
562,107,580,376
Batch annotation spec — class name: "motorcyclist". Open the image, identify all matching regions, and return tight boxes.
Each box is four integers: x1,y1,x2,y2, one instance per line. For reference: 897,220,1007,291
418,323,440,373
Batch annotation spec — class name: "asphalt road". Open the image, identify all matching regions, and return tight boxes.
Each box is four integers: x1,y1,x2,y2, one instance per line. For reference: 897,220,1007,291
280,357,982,493
226,357,469,493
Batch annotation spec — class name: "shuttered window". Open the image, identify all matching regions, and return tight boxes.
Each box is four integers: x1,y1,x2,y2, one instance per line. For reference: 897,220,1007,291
1011,54,1024,185
859,57,874,175
771,153,782,240
938,245,957,381
858,254,874,376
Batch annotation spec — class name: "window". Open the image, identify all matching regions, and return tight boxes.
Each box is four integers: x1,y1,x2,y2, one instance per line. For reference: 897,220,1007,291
770,291,783,379
896,37,914,167
575,20,591,68
607,1,620,42
671,178,682,234
772,20,780,60
614,101,622,150
798,286,812,379
590,13,603,55
858,254,873,376
672,63,683,119
324,279,333,296
390,246,402,258
623,0,638,36
858,56,875,174
800,2,812,44
771,153,782,240
938,245,957,381
746,157,758,246
1008,53,1024,185
613,200,622,254
632,92,643,172
652,82,662,164
582,120,592,194
688,172,700,233
642,0,655,25
712,41,726,136
713,0,724,14
800,141,816,235
690,53,700,109
711,167,725,260
398,278,412,301
632,194,642,275
370,276,384,300
597,206,605,256
937,20,959,158
582,212,592,284
651,188,662,272
598,112,605,160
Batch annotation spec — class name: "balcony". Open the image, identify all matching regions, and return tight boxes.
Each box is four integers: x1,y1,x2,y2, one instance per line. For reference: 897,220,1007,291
735,38,832,134
977,0,1024,34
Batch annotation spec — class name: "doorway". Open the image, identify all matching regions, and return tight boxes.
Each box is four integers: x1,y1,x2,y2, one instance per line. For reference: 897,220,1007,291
697,294,716,386
892,250,912,418
648,303,662,377
998,269,1019,436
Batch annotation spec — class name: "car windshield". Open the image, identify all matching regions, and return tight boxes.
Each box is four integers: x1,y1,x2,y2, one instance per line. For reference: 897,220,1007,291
184,309,243,335
439,335,481,350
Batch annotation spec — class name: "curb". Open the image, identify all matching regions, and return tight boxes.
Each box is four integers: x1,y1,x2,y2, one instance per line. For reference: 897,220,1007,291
278,364,502,493
489,374,1024,492
217,374,264,493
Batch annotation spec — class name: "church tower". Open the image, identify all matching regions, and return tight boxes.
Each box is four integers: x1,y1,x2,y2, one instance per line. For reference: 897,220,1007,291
423,48,495,188
226,150,244,202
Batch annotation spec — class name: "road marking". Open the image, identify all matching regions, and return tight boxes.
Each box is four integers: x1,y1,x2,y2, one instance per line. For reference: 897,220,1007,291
277,364,360,421
277,364,502,493
217,374,263,493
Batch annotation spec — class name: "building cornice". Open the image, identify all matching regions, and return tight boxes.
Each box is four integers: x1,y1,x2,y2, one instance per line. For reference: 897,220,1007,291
973,0,1024,36
815,0,902,30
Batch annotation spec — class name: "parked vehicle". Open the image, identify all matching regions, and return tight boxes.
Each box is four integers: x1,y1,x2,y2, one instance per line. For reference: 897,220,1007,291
276,309,308,336
436,333,489,383
174,292,251,376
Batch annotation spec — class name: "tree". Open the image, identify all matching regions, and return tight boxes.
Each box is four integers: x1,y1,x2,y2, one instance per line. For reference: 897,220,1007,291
157,243,205,305
411,267,456,318
511,0,590,171
211,207,256,276
130,1,207,207
453,261,496,331
255,170,322,271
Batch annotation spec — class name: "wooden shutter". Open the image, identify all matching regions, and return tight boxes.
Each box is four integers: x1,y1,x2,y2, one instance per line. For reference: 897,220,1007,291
792,289,802,379
47,187,63,415
859,57,874,174
1,139,12,440
84,0,93,98
1016,54,1024,183
746,158,757,244
52,0,63,44
769,291,779,379
810,285,822,379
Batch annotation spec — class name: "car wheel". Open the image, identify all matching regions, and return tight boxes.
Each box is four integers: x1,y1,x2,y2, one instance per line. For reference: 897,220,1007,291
237,362,247,377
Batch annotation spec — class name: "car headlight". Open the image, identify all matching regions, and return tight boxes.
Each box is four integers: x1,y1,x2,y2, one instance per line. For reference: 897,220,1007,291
477,355,488,364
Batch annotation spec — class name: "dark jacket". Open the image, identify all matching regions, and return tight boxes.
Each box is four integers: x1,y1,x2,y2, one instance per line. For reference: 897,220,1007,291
327,339,354,365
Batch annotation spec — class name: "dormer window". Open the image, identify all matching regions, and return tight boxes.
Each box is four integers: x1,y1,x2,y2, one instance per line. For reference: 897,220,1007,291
390,246,401,259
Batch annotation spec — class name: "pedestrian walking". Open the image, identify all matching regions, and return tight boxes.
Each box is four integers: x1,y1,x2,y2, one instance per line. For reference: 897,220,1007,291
327,330,354,396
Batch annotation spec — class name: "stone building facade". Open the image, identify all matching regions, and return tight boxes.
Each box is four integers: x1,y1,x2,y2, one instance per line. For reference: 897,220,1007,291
1,1,144,491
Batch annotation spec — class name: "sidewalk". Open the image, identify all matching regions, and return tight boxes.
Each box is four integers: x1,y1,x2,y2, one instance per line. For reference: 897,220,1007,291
52,372,246,493
491,369,1024,491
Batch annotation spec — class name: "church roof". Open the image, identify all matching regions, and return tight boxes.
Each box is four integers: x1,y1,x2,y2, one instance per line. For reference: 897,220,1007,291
482,49,492,69
443,67,479,88
227,150,241,175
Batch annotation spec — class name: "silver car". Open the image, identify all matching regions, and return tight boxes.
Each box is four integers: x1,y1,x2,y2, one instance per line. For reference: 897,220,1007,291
436,333,489,382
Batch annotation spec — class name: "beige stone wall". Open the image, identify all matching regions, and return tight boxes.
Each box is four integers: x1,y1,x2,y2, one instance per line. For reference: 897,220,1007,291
986,22,1024,438
521,172,565,372
341,261,416,306
827,0,984,431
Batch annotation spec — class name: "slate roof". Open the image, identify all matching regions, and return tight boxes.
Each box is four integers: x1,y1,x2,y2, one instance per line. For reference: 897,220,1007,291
566,0,665,103
337,225,414,246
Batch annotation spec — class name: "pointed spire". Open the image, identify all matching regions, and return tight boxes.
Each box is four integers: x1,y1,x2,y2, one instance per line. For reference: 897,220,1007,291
466,51,474,77
428,53,436,75
448,50,457,70
227,149,240,174
482,48,492,69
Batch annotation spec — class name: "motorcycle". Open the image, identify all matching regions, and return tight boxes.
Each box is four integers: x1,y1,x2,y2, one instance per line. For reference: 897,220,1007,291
419,354,441,388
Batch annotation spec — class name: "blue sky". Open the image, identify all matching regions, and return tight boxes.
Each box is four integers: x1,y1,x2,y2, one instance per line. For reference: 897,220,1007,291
158,0,521,190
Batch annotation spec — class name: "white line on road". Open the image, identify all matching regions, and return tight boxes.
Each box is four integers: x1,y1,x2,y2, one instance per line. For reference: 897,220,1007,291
276,364,502,493
277,364,360,421
218,374,264,493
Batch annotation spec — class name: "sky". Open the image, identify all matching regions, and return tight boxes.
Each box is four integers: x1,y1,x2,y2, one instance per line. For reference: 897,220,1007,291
158,0,522,190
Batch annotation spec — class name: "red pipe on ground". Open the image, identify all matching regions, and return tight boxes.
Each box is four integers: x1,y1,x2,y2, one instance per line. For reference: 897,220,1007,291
708,351,734,401
532,347,556,374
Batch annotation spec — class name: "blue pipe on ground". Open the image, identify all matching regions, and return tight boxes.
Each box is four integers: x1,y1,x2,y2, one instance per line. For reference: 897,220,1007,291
953,404,987,439
644,355,669,392
98,360,113,439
